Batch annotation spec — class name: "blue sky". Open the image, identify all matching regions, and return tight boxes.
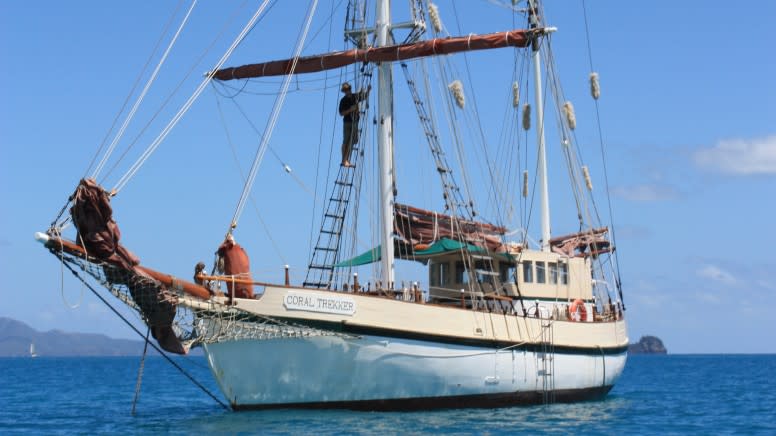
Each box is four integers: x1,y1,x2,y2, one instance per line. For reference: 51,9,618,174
1,1,774,354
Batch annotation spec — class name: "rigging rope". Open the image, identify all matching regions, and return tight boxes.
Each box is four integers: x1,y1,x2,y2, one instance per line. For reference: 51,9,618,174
228,0,320,233
92,0,198,181
450,1,510,227
59,260,230,410
131,327,151,416
529,4,620,308
581,0,625,306
213,92,288,265
58,235,83,309
112,0,274,194
220,92,315,196
308,0,342,268
98,0,269,186
85,0,187,180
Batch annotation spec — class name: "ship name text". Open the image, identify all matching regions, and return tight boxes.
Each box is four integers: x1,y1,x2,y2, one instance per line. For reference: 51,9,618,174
283,291,356,316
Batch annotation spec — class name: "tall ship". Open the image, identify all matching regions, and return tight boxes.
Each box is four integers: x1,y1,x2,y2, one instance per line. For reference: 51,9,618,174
37,0,628,410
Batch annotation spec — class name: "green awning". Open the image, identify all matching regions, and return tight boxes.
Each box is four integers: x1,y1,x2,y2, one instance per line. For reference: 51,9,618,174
335,246,381,267
335,238,484,268
413,238,484,256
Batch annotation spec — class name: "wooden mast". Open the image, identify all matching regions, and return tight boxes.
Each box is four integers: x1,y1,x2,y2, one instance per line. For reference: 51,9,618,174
212,29,533,81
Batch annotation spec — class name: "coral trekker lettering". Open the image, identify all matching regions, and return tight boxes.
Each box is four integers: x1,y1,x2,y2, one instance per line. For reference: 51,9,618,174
283,291,356,316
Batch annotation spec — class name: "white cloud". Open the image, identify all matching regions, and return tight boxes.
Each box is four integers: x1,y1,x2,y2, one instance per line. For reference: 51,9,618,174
697,264,737,286
693,135,776,175
610,184,679,201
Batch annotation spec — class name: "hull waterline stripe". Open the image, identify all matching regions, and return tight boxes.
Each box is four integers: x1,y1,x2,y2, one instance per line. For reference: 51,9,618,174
231,385,614,411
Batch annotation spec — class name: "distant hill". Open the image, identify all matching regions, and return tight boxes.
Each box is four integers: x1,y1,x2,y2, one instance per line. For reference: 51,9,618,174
0,317,162,357
629,335,668,354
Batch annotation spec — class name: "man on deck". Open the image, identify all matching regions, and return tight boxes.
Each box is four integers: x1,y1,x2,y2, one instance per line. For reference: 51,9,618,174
339,82,370,167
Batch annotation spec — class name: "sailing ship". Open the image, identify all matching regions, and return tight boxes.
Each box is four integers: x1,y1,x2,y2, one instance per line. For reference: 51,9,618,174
30,343,38,358
37,0,628,410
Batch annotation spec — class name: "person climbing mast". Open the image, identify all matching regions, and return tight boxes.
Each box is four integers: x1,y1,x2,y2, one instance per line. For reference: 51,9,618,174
339,82,370,167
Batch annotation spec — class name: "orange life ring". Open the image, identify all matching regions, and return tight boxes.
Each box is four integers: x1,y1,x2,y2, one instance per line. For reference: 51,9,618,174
569,299,587,322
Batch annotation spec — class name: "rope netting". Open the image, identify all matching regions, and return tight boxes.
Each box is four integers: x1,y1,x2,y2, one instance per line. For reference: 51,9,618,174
48,246,351,353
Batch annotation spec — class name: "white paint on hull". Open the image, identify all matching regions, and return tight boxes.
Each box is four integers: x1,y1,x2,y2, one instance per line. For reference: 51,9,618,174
204,334,627,407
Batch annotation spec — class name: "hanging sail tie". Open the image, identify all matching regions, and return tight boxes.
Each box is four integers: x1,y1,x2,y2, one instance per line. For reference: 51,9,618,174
582,166,593,191
563,101,576,130
590,72,600,100
512,82,520,107
522,103,531,130
429,3,443,33
448,80,465,109
522,170,529,198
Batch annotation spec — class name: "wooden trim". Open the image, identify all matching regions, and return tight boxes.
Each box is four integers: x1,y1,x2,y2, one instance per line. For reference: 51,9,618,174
45,236,211,300
196,273,279,288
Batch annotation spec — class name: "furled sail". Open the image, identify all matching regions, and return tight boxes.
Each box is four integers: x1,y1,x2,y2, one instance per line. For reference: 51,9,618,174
68,179,193,355
394,203,507,252
213,29,533,81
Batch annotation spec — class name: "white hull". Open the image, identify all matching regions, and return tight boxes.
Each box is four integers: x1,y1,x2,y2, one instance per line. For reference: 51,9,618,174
196,286,628,410
205,334,626,409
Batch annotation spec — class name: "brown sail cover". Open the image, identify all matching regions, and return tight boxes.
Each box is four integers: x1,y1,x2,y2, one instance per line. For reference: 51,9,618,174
70,178,139,269
217,238,254,299
550,227,611,257
213,29,532,81
394,203,507,252
70,179,186,355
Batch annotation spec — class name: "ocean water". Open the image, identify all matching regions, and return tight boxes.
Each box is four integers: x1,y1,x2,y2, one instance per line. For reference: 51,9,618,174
1,354,774,435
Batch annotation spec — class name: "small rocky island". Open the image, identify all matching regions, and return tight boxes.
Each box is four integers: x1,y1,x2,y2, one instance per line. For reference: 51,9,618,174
628,335,667,354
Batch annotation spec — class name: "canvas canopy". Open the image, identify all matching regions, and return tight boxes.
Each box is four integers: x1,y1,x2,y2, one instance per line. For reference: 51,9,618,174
335,246,382,268
334,238,483,268
414,238,483,256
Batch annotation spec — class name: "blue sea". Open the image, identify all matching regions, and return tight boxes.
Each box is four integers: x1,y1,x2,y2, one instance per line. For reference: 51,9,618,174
2,354,774,434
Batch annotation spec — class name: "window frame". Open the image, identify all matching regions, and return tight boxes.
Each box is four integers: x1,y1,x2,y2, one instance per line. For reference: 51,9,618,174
536,261,546,284
560,262,569,285
549,262,558,284
522,260,533,283
455,261,469,284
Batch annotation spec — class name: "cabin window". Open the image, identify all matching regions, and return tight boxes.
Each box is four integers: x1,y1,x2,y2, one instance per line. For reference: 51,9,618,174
473,260,494,285
430,262,449,286
455,262,469,284
560,263,569,285
536,261,546,284
439,262,449,285
549,262,558,284
522,261,533,283
499,262,516,283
